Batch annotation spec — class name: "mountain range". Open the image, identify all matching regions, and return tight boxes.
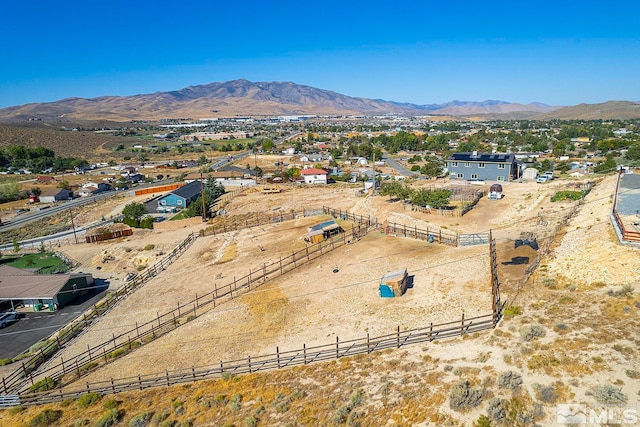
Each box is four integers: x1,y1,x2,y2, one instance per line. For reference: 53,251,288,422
0,79,638,121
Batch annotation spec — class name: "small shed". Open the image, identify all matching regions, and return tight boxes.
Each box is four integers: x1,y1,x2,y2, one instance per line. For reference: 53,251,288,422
379,268,408,298
522,168,539,181
306,220,343,243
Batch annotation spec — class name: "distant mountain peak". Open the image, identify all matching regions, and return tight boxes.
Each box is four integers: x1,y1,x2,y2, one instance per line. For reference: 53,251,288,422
2,79,636,122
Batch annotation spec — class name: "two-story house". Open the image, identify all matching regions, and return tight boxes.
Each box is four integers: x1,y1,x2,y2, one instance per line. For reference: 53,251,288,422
447,152,521,182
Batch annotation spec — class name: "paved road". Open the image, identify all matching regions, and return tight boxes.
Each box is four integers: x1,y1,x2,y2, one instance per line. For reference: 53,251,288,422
382,154,419,177
0,281,109,360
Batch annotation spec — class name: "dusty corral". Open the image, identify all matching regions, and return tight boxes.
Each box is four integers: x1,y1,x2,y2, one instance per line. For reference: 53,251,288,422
1,175,639,427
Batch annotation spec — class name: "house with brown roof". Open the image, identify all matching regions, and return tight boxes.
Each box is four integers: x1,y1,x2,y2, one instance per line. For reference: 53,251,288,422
0,265,93,311
300,168,328,184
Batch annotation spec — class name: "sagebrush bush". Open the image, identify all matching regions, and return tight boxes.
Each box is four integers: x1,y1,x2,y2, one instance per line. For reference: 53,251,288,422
29,409,62,427
487,397,507,422
95,409,125,427
498,370,523,390
607,284,634,298
533,383,557,403
593,385,628,405
520,324,546,341
449,380,485,411
77,392,102,409
128,412,154,427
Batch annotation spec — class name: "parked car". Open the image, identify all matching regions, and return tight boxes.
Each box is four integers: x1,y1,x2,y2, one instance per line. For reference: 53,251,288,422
543,171,554,180
0,311,19,328
536,176,548,183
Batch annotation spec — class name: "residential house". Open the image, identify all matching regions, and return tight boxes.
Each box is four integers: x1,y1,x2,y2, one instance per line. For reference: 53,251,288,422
36,175,55,184
156,181,202,212
300,168,328,184
78,182,111,197
39,188,73,203
447,152,521,182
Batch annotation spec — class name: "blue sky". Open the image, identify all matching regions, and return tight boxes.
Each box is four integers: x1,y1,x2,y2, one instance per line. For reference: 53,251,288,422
1,0,639,108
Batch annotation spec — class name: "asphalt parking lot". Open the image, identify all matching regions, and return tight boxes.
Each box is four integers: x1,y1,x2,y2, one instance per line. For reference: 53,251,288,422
617,174,640,215
0,280,109,360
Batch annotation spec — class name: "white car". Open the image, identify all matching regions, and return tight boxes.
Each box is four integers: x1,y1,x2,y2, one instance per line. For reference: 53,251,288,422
0,312,19,328
536,176,548,183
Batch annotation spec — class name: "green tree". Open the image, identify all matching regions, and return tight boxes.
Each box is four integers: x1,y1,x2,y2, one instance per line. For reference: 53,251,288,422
122,202,147,224
12,238,20,253
379,181,412,201
30,187,42,198
57,180,71,191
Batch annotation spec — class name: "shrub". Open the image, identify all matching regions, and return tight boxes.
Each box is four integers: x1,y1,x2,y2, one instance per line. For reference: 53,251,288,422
103,398,120,410
143,244,155,251
78,392,102,409
96,409,125,427
497,371,523,390
593,385,628,405
245,416,257,427
502,306,522,319
128,412,154,427
607,284,634,298
28,377,57,393
230,393,242,411
487,397,507,422
8,406,24,415
449,380,485,411
0,358,12,366
520,324,546,342
474,415,493,427
150,411,169,425
625,370,640,379
533,383,557,403
29,409,63,427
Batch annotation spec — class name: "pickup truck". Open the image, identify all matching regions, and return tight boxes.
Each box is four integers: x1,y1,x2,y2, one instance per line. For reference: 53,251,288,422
0,311,19,328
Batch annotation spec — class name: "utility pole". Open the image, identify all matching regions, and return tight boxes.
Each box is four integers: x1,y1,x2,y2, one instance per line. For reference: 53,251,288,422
372,152,376,196
69,209,78,244
200,169,207,222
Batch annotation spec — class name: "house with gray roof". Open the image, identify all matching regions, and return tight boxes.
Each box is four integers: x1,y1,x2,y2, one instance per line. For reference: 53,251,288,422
156,181,202,213
447,151,521,182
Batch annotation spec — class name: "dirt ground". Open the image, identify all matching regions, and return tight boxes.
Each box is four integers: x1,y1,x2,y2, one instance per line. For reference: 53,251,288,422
38,178,569,379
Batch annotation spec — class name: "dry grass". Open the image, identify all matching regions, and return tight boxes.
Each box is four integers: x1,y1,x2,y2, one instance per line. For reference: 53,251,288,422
214,241,238,264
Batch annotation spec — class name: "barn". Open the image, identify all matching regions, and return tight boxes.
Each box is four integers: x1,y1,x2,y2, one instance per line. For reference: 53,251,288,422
0,265,94,311
379,268,408,298
305,220,343,243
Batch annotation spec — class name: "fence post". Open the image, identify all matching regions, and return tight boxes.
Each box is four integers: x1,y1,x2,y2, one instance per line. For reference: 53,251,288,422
303,344,307,365
220,360,223,375
429,322,433,341
263,263,266,282
248,356,252,373
166,371,170,387
111,378,115,394
367,333,370,354
461,312,465,335
336,336,339,359
103,347,107,363
280,257,283,274
397,325,400,349
277,347,281,369
139,375,143,390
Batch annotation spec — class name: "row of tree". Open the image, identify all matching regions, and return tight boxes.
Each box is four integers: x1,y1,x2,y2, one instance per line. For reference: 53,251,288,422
378,181,452,208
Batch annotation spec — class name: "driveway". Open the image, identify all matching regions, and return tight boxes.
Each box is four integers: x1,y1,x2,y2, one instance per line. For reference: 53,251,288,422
0,279,109,360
